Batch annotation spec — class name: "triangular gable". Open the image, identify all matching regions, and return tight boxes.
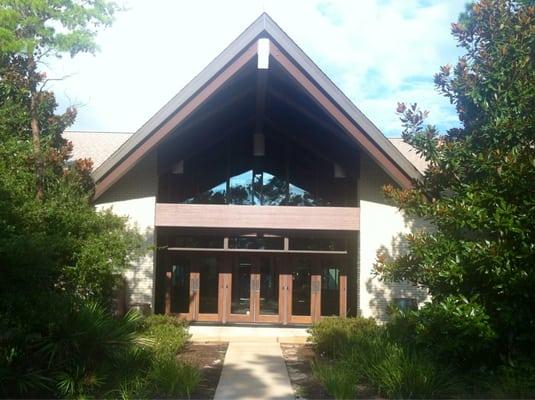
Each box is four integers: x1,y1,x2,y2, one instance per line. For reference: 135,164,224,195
93,13,421,199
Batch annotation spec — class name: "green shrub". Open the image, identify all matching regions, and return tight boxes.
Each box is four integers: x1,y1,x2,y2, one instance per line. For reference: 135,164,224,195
141,315,190,359
313,360,356,399
487,364,535,399
33,303,146,398
367,344,460,399
149,357,200,398
308,317,379,358
139,314,197,398
410,297,497,366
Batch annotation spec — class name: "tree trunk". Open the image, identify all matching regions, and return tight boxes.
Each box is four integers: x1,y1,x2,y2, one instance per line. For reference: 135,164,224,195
28,54,43,200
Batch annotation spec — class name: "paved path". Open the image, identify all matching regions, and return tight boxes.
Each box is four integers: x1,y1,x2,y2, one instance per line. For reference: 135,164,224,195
214,341,294,399
189,326,306,399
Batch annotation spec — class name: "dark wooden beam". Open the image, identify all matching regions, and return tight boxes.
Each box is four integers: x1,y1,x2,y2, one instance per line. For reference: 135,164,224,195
158,116,255,174
177,85,254,135
270,43,413,189
268,87,345,143
255,69,268,135
264,117,342,168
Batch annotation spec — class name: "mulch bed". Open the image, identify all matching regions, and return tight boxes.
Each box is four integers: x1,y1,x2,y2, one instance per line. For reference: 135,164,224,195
281,343,332,399
179,341,228,399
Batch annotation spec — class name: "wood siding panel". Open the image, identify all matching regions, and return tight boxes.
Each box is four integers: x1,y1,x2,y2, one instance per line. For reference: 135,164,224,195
155,203,360,231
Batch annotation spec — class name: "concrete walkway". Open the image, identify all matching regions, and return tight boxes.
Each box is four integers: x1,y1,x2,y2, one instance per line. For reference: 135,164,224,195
214,341,294,399
189,326,307,399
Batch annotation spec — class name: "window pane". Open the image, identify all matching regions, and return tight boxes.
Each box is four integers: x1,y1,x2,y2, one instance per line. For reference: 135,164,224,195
252,171,262,205
321,266,340,316
229,170,253,205
262,172,288,205
292,258,312,316
171,257,191,314
288,183,316,206
231,257,251,314
172,236,224,249
259,257,279,315
289,237,346,251
198,256,219,314
186,181,226,204
228,236,284,250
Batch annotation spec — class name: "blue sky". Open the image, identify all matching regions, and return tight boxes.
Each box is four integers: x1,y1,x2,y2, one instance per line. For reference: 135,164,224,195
47,0,467,138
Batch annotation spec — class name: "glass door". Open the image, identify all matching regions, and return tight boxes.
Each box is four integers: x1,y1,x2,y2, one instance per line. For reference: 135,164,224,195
320,256,347,318
288,256,317,324
228,256,254,322
255,256,282,323
165,255,194,319
227,255,284,323
194,255,221,322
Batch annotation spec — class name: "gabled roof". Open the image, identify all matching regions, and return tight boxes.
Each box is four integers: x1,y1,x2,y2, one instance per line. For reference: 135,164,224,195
93,13,422,199
64,131,132,169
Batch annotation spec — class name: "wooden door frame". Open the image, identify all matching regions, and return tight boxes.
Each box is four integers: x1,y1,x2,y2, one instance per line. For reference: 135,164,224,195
254,254,283,324
226,254,255,323
193,253,221,322
164,251,195,320
287,254,320,324
163,250,349,324
318,254,348,319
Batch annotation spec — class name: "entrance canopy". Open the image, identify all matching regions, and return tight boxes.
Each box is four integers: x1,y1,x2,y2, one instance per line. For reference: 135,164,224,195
92,13,421,200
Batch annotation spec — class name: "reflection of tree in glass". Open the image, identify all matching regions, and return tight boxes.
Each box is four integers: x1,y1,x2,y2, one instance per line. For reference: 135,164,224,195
194,190,226,204
185,182,226,204
182,170,323,206
262,175,288,205
228,185,252,204
288,184,318,206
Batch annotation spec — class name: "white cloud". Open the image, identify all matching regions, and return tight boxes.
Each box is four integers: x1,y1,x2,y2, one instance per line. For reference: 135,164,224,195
46,0,466,137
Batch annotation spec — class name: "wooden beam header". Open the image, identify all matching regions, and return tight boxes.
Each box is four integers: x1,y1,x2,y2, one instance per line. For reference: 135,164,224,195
155,203,360,232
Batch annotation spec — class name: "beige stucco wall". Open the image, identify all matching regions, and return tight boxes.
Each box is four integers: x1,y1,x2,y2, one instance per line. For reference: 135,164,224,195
358,153,428,321
95,153,157,310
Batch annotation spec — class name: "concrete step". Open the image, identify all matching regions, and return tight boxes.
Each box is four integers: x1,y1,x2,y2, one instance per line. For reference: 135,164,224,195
188,325,309,344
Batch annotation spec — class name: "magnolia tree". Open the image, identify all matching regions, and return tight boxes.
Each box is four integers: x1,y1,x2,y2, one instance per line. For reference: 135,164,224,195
375,0,535,364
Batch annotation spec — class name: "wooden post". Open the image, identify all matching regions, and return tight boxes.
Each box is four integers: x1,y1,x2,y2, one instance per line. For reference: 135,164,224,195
165,269,172,315
340,275,348,317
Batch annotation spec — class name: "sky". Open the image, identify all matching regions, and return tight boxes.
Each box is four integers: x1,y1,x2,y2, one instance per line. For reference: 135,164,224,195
47,0,467,138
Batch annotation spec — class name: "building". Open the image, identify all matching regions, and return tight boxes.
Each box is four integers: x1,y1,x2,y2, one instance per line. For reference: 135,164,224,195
66,13,428,324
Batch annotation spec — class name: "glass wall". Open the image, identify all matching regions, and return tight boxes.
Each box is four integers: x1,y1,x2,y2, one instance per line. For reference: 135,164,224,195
158,131,357,206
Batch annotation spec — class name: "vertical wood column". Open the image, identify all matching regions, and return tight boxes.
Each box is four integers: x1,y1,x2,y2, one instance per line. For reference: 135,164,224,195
340,275,348,317
190,271,200,320
251,271,260,322
311,274,322,322
165,269,172,315
220,256,231,324
279,273,287,325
